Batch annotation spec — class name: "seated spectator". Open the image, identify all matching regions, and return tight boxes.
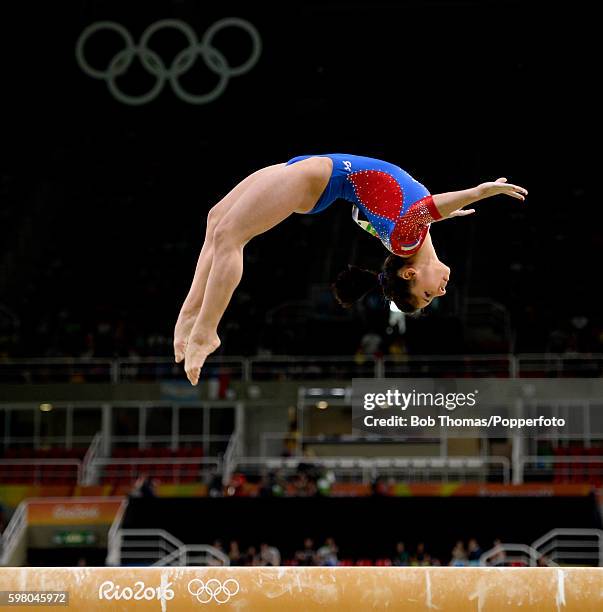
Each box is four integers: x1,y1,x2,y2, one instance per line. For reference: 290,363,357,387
212,539,224,554
392,541,410,566
208,539,225,566
316,537,339,566
243,546,260,566
449,540,468,566
357,330,382,357
489,538,506,566
316,470,335,496
259,471,285,497
295,538,317,566
537,554,550,567
225,473,247,497
412,542,431,566
371,475,389,496
467,538,483,566
207,471,224,497
291,473,317,497
228,540,242,566
259,542,281,566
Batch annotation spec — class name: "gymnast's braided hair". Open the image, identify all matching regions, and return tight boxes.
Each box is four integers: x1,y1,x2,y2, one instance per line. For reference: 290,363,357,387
332,255,419,314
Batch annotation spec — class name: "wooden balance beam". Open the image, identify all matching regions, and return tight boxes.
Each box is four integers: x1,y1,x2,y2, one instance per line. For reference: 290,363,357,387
1,566,603,610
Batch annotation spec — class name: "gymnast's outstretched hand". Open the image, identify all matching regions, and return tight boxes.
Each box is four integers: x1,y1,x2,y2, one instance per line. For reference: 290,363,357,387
447,208,476,218
477,177,528,201
433,177,528,220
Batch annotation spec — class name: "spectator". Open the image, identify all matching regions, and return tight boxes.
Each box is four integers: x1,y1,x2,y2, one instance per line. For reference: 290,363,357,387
228,540,242,566
467,538,483,565
259,471,285,497
316,470,335,496
412,542,431,566
392,542,410,566
259,542,281,567
371,475,388,496
537,554,550,567
295,538,317,566
207,472,224,497
357,331,382,357
212,539,224,553
243,546,260,566
316,537,339,566
290,472,317,497
208,539,225,566
449,541,468,566
130,474,157,498
490,538,506,566
225,473,247,497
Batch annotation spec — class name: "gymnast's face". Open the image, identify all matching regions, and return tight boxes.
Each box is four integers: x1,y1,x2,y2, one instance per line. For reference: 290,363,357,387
399,261,450,308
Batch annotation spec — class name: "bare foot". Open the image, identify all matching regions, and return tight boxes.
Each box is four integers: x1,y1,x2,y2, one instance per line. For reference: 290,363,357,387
173,313,198,363
184,332,221,385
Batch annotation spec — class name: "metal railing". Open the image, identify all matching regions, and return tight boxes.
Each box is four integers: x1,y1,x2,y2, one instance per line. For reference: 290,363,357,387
106,498,129,566
229,456,511,485
517,354,603,378
116,529,185,566
0,500,27,566
480,543,547,567
0,401,236,457
0,459,82,485
531,529,603,567
248,356,378,380
383,354,515,378
112,528,229,567
9,451,603,488
521,456,603,483
481,528,603,567
81,432,102,485
222,429,242,486
153,544,229,567
91,457,222,485
0,356,247,384
2,353,602,383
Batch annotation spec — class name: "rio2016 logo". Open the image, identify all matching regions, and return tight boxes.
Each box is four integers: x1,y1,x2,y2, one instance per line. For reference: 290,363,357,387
98,580,175,601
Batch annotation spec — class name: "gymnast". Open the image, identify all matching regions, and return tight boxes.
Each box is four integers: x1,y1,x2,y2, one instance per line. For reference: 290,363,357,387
174,153,527,385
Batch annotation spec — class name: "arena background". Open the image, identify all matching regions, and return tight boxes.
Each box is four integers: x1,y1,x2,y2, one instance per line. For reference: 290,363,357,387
1,0,603,584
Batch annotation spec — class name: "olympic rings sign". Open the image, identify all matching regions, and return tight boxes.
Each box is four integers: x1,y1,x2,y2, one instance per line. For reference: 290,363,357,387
75,18,262,105
187,578,240,605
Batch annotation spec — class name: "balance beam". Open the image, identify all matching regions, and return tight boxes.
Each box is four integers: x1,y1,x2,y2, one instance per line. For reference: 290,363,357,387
1,567,603,610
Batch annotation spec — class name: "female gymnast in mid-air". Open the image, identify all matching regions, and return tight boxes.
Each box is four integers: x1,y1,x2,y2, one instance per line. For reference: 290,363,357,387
174,153,527,385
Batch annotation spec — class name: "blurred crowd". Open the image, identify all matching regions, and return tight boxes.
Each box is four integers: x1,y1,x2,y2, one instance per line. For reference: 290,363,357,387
204,536,510,567
2,291,601,361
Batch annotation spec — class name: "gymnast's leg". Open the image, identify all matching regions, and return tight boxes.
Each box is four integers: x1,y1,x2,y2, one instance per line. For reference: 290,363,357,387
174,163,285,363
184,156,332,385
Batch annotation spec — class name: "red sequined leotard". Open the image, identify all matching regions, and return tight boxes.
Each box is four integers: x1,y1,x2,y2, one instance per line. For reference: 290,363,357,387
286,153,442,256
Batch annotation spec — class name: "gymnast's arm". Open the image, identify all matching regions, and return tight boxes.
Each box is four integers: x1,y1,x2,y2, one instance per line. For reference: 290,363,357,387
432,178,528,221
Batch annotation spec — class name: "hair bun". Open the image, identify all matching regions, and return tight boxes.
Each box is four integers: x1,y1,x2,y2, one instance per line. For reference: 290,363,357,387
332,265,379,308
